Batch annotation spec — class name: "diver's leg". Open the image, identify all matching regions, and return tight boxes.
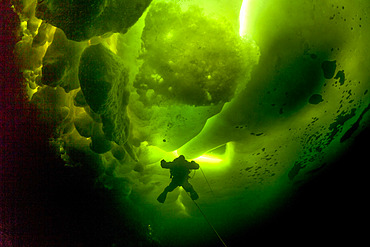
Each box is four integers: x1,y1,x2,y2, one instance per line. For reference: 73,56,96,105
165,181,178,192
157,191,167,203
182,181,199,200
157,181,178,203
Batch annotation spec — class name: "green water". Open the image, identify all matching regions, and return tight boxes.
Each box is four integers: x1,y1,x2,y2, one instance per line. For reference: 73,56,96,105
14,0,370,246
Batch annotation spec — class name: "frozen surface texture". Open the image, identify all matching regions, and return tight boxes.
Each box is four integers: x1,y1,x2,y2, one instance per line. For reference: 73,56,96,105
79,44,132,153
129,1,259,151
135,1,258,106
13,0,370,246
36,0,153,41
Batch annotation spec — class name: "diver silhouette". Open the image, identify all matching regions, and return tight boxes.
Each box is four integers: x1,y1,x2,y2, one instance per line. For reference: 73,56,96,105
157,155,200,203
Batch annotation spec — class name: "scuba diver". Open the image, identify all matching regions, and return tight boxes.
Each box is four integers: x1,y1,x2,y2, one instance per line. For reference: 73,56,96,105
157,155,200,203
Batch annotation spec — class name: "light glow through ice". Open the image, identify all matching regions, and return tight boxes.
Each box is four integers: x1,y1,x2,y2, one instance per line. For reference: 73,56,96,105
239,0,248,37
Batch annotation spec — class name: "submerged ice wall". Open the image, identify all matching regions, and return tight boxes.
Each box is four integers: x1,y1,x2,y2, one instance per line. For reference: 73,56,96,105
13,0,370,246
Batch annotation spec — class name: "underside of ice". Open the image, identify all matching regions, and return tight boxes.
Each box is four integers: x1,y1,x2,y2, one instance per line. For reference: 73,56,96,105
13,0,370,246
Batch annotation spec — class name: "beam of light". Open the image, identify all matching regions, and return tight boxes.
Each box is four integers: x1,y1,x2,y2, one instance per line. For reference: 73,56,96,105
239,0,249,37
167,151,225,169
172,149,179,157
193,154,223,165
176,188,189,216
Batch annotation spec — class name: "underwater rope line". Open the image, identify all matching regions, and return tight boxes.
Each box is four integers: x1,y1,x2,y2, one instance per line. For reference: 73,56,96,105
191,169,197,179
199,166,215,197
184,191,228,247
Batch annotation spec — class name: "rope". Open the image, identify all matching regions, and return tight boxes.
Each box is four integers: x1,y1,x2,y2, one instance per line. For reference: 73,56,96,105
184,192,228,247
191,169,197,179
199,166,215,197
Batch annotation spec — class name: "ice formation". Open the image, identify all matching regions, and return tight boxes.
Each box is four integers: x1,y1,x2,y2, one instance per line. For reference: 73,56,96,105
13,0,370,246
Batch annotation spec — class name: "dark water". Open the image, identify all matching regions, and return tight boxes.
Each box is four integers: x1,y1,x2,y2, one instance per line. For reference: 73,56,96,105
1,95,367,246
1,1,369,246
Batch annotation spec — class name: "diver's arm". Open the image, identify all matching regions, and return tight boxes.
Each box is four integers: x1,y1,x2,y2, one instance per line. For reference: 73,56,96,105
161,160,172,169
189,161,200,170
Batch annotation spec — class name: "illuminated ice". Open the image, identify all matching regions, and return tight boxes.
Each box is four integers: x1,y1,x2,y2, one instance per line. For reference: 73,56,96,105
14,0,370,246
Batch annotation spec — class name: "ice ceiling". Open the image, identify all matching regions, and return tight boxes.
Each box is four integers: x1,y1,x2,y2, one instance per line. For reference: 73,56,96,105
14,0,369,246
